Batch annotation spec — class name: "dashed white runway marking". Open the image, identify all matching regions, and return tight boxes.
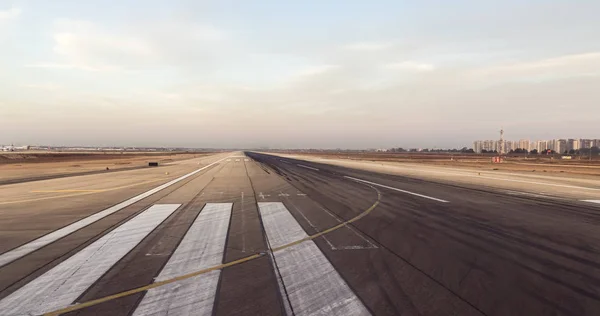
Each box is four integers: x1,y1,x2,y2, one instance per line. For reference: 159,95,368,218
357,163,600,191
258,202,371,316
297,164,319,171
582,200,600,205
259,192,271,199
344,176,449,203
0,156,230,268
132,203,233,316
0,204,181,315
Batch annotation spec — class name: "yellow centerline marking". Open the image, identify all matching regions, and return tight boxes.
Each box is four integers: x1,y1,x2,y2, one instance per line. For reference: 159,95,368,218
44,183,382,316
0,178,172,205
44,254,264,316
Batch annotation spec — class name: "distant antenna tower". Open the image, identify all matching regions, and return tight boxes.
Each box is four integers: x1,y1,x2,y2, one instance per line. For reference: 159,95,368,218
499,128,504,155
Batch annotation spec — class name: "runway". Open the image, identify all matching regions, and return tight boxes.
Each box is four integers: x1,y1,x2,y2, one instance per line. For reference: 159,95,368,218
0,151,599,315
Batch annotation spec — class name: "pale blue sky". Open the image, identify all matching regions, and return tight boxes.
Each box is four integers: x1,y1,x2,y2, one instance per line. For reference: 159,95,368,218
1,0,599,148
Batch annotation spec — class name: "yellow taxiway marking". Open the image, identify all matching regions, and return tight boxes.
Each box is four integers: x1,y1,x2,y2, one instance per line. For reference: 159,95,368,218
44,182,382,316
0,178,172,205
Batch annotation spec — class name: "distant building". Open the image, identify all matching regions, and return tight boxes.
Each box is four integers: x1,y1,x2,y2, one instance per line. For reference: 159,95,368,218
507,140,517,152
483,140,495,152
581,139,594,149
557,139,567,153
472,137,597,154
565,139,581,152
536,140,548,152
572,139,581,151
473,141,483,153
0,144,29,151
518,139,530,151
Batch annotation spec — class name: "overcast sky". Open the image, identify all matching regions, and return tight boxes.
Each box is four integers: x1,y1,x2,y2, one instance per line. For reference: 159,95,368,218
1,1,599,149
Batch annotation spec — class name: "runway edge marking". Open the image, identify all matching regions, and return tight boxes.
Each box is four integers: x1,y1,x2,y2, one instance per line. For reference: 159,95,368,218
581,200,600,205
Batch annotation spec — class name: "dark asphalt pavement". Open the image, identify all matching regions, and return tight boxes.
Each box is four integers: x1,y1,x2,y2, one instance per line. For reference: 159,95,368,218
0,151,599,316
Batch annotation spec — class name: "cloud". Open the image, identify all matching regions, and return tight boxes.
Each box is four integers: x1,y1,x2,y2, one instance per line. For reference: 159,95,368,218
24,62,109,72
471,52,600,82
343,42,393,51
21,83,62,91
45,20,155,72
0,6,20,21
384,61,435,72
296,64,341,77
26,19,228,73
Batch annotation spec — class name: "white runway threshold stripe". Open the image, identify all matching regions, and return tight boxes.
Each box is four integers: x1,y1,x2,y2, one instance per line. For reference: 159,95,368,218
0,204,180,316
344,176,449,203
0,155,230,268
258,202,371,316
132,203,233,316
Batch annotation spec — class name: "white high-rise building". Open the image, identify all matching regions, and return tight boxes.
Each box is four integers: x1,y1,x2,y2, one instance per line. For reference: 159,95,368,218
473,141,483,153
483,140,495,152
572,139,581,150
536,140,548,152
581,139,594,149
518,139,530,151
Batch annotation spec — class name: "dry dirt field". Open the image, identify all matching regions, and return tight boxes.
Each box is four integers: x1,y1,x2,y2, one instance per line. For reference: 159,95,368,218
0,151,216,184
283,152,600,177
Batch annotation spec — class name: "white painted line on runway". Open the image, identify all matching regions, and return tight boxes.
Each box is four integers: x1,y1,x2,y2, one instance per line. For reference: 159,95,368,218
0,204,180,315
280,159,291,164
258,202,371,316
345,176,449,203
259,192,270,199
0,156,230,268
319,207,378,249
364,163,600,191
582,200,600,205
132,203,232,316
241,192,246,253
297,164,319,171
502,190,555,199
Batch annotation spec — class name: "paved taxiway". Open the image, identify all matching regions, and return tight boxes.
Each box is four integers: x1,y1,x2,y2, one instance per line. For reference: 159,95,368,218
0,152,599,315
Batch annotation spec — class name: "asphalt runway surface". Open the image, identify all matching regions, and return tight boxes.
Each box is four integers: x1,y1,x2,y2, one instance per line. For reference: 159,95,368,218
0,151,599,315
